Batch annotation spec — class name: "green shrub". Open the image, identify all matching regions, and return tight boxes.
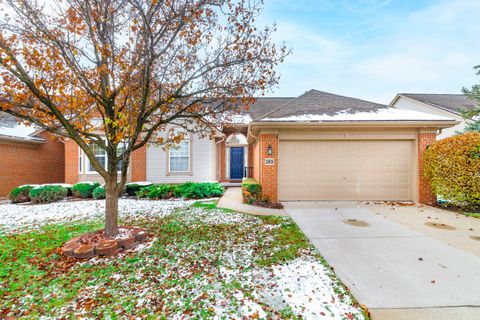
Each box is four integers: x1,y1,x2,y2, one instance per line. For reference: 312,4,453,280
137,184,173,199
8,185,35,203
424,132,480,208
29,185,68,204
92,186,106,199
72,182,100,198
126,182,152,196
173,182,224,199
242,179,262,204
136,182,224,199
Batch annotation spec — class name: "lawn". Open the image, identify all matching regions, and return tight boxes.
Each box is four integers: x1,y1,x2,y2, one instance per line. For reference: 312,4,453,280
0,199,367,319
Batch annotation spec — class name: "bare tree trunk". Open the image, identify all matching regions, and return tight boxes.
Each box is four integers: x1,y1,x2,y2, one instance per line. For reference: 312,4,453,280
105,179,119,236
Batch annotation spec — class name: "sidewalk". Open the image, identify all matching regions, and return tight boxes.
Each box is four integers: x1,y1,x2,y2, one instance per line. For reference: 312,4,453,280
217,187,287,216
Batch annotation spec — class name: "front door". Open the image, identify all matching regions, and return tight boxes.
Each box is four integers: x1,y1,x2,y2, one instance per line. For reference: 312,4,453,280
230,147,244,180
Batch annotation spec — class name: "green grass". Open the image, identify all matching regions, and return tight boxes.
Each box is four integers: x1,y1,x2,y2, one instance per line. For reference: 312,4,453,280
462,212,480,219
0,205,366,319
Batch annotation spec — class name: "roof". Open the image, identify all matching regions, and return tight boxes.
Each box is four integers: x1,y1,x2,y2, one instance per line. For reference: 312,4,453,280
257,89,454,122
0,112,44,143
395,93,477,115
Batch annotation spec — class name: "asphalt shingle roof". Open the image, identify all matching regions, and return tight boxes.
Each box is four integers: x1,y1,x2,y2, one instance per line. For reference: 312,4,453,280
244,97,294,119
399,93,477,115
258,89,389,120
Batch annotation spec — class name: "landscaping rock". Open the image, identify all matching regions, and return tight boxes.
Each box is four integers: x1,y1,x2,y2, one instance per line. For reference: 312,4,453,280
123,241,139,250
62,241,80,257
134,230,148,242
74,244,95,259
95,239,118,256
117,236,136,248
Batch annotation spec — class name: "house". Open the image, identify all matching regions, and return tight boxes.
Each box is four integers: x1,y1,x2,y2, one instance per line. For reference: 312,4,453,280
65,89,458,205
0,112,65,197
390,93,477,139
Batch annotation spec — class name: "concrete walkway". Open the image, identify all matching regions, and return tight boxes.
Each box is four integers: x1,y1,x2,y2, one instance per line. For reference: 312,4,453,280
217,187,287,216
284,201,480,320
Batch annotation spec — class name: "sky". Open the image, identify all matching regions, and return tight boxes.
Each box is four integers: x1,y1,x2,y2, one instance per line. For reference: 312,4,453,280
258,0,480,104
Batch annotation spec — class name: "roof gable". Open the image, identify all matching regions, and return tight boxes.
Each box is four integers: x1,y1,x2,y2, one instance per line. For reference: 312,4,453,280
0,112,44,143
397,94,477,115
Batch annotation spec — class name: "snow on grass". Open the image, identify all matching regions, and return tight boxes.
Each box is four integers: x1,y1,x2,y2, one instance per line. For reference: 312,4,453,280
1,204,365,319
0,198,198,233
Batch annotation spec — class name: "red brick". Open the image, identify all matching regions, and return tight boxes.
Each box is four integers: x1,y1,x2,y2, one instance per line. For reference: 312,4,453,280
418,132,437,205
0,131,64,197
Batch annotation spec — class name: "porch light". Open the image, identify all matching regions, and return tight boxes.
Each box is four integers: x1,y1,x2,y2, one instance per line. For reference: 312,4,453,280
267,145,273,155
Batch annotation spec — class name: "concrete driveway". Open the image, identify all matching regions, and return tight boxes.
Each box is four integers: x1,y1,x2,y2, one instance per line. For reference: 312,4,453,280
284,201,480,319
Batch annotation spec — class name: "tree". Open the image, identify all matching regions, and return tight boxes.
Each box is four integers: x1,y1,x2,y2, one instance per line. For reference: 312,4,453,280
461,65,480,132
0,0,287,236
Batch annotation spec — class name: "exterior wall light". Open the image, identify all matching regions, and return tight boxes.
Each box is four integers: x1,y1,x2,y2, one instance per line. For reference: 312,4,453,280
267,145,273,155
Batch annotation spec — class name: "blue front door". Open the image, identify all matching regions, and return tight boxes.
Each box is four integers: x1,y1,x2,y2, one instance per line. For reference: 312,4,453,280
230,147,244,179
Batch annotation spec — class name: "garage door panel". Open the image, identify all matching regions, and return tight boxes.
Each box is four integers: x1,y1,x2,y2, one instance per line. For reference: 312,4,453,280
279,140,413,201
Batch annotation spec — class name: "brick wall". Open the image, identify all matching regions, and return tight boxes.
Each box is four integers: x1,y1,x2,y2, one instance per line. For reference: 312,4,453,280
64,139,79,184
258,133,278,202
252,141,260,181
418,132,437,205
0,132,65,197
131,145,147,181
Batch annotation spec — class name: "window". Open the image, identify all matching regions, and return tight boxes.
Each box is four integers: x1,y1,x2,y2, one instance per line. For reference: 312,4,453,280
78,148,83,173
87,142,107,173
169,129,191,173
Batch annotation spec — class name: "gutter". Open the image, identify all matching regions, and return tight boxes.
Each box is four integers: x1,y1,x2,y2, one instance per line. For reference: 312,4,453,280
0,134,45,145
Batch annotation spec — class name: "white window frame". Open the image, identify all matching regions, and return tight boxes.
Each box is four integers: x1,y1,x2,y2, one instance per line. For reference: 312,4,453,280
78,148,83,173
84,139,127,174
167,129,192,175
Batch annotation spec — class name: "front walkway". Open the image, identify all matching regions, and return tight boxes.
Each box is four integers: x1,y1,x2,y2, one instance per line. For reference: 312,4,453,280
217,187,287,216
284,201,480,320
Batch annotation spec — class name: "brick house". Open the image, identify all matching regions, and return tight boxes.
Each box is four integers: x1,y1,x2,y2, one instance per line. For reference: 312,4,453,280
64,90,458,205
0,113,65,197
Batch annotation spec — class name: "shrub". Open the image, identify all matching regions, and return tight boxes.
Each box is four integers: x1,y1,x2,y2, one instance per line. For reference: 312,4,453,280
29,185,68,204
92,186,106,199
137,184,174,199
242,179,262,205
173,182,224,199
424,132,480,208
9,185,35,203
72,182,100,198
126,182,152,196
241,178,283,209
136,182,224,199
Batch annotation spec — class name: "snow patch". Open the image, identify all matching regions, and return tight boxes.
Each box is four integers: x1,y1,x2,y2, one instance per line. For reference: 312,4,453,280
261,108,455,122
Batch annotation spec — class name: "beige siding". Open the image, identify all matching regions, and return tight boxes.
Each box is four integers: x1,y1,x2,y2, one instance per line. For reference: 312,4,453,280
278,140,414,201
146,134,216,183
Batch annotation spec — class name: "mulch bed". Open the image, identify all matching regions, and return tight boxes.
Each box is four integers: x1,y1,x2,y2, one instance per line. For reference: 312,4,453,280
61,226,150,259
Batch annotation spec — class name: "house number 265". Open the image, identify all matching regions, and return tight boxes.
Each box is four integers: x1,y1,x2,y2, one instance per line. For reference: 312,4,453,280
265,158,275,166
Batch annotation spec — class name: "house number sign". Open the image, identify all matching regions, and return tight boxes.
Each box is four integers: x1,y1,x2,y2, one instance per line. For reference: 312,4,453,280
265,158,275,166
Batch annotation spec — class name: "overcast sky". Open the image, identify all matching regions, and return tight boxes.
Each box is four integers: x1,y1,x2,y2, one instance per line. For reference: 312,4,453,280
259,0,480,104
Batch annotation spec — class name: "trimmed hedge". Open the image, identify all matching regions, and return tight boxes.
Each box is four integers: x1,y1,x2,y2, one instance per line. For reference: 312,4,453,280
29,185,68,204
9,185,35,203
137,182,224,200
92,186,106,199
126,182,153,196
72,182,100,198
424,132,480,208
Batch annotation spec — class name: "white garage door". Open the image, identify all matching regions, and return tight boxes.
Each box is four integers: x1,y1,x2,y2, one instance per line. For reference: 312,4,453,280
278,140,413,201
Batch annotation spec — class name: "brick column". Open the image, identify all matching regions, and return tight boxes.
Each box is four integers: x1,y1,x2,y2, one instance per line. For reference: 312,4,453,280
64,139,79,184
418,132,436,205
259,133,278,202
131,145,147,182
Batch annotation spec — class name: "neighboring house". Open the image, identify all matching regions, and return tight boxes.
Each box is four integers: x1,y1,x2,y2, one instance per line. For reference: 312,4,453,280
0,112,65,197
390,93,477,139
64,89,458,205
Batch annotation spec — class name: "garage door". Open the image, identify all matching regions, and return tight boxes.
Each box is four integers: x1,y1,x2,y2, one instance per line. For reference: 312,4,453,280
278,140,413,201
